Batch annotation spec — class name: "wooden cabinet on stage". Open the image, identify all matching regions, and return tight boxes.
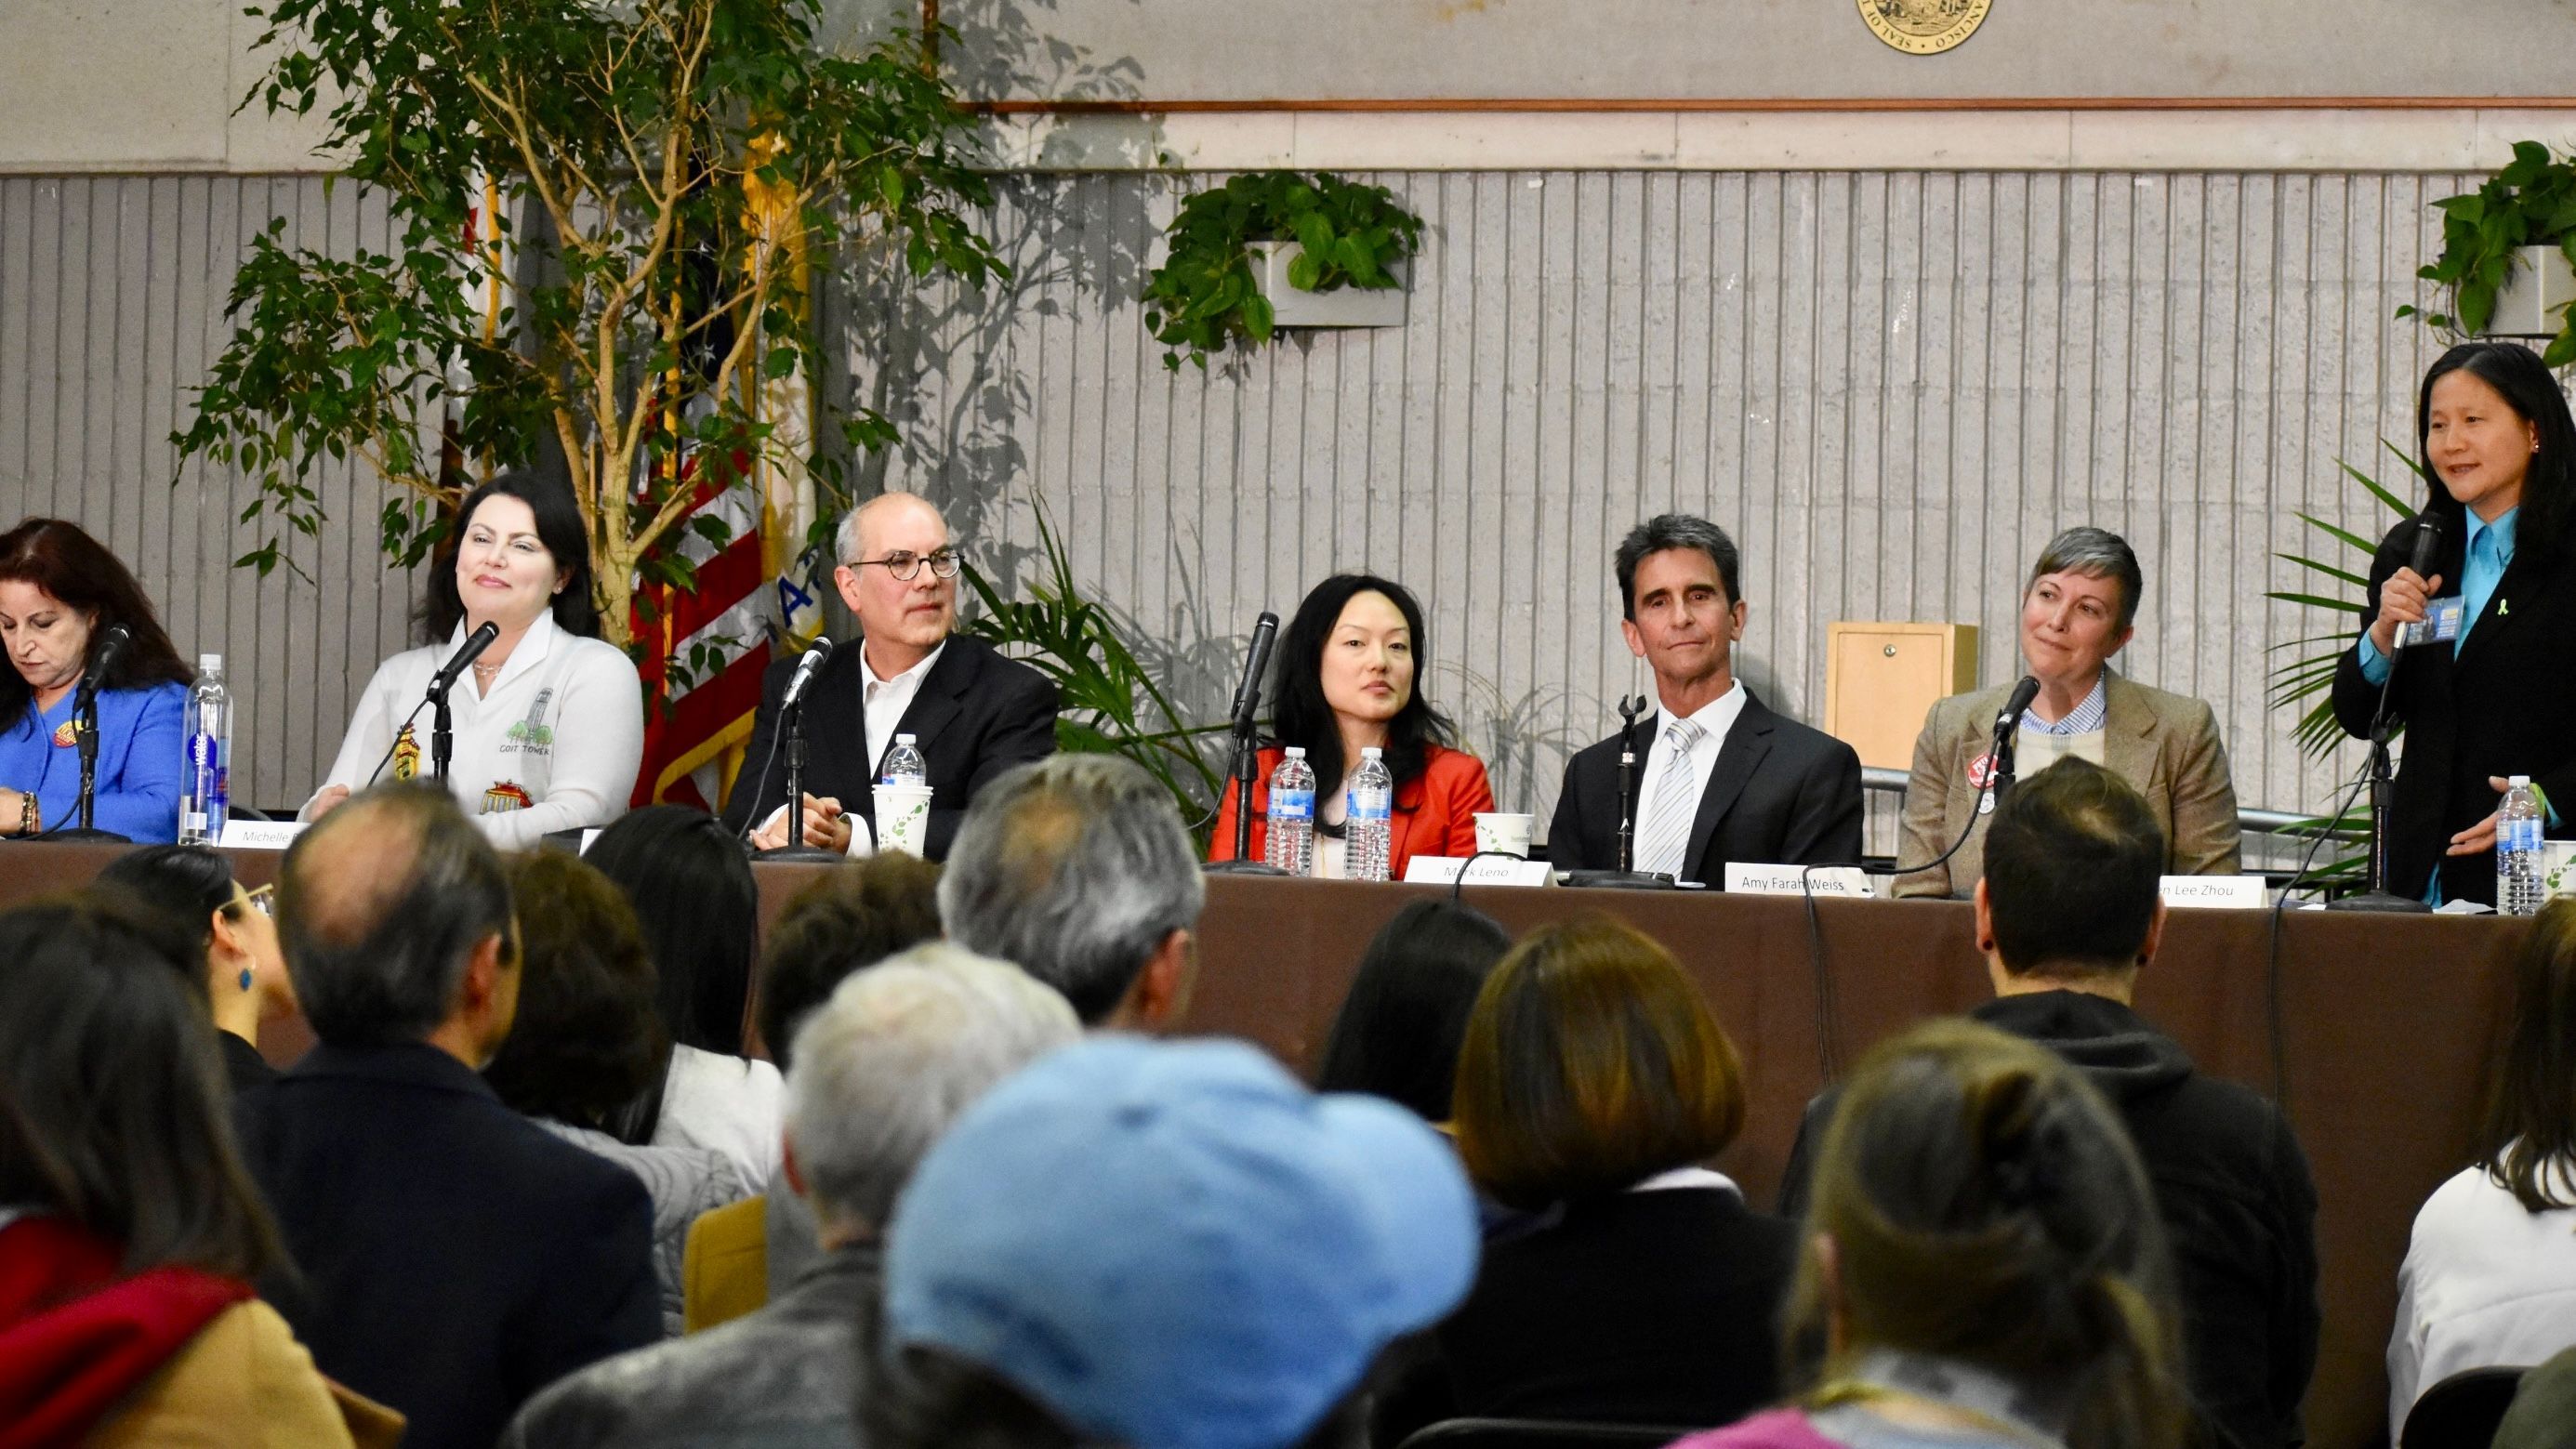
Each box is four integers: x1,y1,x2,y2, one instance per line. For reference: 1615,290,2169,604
1824,621,1978,771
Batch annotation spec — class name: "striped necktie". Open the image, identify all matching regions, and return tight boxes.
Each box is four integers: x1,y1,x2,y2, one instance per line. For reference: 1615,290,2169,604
1634,717,1706,877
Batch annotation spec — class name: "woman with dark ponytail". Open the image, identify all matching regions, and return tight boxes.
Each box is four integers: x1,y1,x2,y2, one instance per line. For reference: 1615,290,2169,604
1674,1018,2189,1449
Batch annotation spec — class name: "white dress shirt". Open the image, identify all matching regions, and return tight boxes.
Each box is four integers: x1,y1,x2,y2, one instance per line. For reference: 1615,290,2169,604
1631,679,1750,850
307,612,645,850
861,639,945,780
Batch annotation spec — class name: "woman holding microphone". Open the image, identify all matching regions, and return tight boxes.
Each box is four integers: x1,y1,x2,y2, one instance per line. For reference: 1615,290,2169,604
2332,340,2576,906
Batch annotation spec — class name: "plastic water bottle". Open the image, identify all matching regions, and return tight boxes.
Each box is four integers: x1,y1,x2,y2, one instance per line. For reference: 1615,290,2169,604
1346,746,1394,883
1265,746,1317,876
2499,774,2547,917
881,733,926,788
179,654,230,846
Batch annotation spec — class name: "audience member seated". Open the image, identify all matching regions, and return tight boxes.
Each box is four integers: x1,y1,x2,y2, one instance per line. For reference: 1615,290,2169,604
940,754,1205,1029
95,843,297,1091
2390,898,2576,1429
233,782,658,1449
0,892,387,1447
503,942,1078,1448
1208,573,1496,877
1313,898,1513,1123
0,517,196,843
1674,1020,2192,1449
2494,1344,2576,1449
484,850,754,1336
1783,757,2318,1449
1438,914,1795,1432
680,851,945,1333
864,1036,1478,1449
584,804,779,1192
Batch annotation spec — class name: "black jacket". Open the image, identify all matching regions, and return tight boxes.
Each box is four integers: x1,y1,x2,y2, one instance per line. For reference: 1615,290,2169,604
2329,511,2576,905
235,1043,660,1449
1547,691,1863,881
1778,993,2321,1449
719,633,1059,862
1437,1186,1799,1430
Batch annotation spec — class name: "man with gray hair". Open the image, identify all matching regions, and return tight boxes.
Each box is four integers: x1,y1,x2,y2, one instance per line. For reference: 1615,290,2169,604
940,753,1207,1029
725,490,1058,861
500,942,1080,1449
235,782,658,1449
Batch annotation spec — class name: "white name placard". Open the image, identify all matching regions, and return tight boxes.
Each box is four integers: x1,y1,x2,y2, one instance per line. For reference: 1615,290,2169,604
1723,863,1880,899
218,819,309,850
1402,855,1553,888
2158,875,2266,910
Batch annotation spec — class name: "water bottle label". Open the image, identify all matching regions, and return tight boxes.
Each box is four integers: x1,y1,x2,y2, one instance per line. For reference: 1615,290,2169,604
1352,787,1393,822
1271,787,1314,822
186,733,228,802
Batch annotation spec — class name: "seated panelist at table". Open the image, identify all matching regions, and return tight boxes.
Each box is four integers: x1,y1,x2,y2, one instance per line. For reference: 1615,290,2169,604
1549,515,1863,882
725,492,1058,862
304,471,645,850
1209,573,1496,878
1894,526,2239,900
0,518,194,843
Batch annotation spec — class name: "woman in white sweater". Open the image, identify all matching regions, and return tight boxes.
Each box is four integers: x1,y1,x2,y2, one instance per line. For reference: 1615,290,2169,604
305,472,642,849
2389,899,2576,1429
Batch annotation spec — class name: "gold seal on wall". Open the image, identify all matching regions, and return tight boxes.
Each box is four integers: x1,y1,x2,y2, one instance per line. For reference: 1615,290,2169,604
1858,0,1992,55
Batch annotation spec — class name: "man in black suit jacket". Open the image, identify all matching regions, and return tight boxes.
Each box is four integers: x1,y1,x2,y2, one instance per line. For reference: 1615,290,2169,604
235,784,658,1449
725,492,1057,862
1548,514,1862,881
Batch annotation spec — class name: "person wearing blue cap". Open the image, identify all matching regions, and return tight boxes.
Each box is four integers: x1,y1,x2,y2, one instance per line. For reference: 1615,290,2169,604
865,1036,1482,1449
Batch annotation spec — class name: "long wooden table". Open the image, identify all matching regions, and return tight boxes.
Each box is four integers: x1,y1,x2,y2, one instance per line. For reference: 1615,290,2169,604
4,843,2517,1449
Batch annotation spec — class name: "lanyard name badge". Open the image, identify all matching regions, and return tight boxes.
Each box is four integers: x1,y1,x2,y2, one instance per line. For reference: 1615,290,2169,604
2397,596,2464,650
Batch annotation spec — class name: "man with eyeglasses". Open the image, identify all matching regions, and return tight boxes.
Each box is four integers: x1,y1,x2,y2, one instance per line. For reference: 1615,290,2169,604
723,492,1058,861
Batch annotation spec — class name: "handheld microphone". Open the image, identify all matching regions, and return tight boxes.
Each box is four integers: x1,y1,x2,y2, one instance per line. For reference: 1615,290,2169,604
2406,510,2444,584
429,622,502,695
782,636,834,709
1228,613,1280,735
1992,675,2041,737
76,624,134,707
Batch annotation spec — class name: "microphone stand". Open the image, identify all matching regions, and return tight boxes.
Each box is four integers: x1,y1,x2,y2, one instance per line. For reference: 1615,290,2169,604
45,687,134,843
1564,694,1677,889
2329,648,2432,913
427,674,457,782
755,697,848,863
1204,713,1288,876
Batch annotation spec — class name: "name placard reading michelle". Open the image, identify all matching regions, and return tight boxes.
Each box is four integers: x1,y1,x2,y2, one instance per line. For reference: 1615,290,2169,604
1723,863,1880,899
1401,856,1553,889
2158,876,2267,910
218,819,309,850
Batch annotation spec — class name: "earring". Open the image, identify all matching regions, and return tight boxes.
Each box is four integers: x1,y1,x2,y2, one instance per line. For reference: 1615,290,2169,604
239,968,255,993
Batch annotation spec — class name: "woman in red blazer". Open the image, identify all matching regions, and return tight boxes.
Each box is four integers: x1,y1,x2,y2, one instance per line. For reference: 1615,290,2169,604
1209,573,1497,878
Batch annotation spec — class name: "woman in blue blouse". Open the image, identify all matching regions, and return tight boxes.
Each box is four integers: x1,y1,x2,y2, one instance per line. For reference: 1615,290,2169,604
0,519,194,842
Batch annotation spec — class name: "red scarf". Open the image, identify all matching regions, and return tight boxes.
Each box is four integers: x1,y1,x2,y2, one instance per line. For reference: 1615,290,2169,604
0,1216,252,1448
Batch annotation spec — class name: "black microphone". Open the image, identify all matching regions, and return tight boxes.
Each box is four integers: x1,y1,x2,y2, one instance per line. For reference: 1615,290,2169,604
1228,613,1280,735
76,624,134,706
429,622,501,695
1992,675,2041,737
782,636,834,709
2406,510,2444,584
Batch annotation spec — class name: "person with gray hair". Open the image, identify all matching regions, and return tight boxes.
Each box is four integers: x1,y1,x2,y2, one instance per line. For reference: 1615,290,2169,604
940,753,1207,1028
498,942,1079,1449
723,491,1058,861
233,782,658,1449
1894,525,2241,897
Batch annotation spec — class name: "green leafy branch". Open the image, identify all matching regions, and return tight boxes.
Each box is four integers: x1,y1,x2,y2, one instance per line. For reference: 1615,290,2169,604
1142,171,1423,372
2399,139,2576,368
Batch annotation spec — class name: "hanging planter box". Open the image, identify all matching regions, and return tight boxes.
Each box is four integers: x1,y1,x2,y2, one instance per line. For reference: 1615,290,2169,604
1249,242,1408,329
2485,244,2576,337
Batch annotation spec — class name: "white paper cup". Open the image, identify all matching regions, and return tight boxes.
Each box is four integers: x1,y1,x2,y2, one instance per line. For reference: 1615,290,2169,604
1473,811,1535,859
872,784,935,858
2545,840,2576,899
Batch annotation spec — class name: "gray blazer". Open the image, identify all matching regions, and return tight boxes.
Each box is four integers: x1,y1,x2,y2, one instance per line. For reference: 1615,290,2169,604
1892,673,2242,899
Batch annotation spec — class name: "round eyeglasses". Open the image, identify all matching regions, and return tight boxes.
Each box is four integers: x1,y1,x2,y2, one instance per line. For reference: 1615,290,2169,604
846,549,961,581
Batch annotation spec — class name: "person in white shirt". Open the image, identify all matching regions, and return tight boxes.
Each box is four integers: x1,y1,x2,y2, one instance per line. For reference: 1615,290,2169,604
305,472,643,850
2389,899,2576,1431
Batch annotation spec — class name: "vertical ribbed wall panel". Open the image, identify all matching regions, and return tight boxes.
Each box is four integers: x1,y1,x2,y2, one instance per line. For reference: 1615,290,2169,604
1,169,2473,836
0,175,416,810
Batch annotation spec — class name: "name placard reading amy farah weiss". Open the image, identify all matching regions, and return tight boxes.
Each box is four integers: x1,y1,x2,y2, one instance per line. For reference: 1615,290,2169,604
1858,0,1993,55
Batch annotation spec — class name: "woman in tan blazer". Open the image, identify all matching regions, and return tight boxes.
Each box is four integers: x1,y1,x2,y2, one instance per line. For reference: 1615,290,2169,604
1894,527,2241,898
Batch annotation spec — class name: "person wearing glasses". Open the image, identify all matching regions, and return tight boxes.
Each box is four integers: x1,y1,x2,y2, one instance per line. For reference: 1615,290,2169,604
726,493,1057,862
92,844,298,1091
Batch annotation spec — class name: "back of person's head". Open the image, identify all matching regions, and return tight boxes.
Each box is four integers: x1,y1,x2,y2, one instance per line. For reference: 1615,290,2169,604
784,941,1078,1239
0,893,279,1278
482,850,668,1131
94,844,240,963
1451,913,1745,1210
757,852,945,1072
868,1037,1478,1449
1314,900,1513,1122
1788,1018,2186,1449
585,803,759,1056
1981,757,2165,980
278,781,513,1047
2477,897,2576,1212
939,755,1206,1024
